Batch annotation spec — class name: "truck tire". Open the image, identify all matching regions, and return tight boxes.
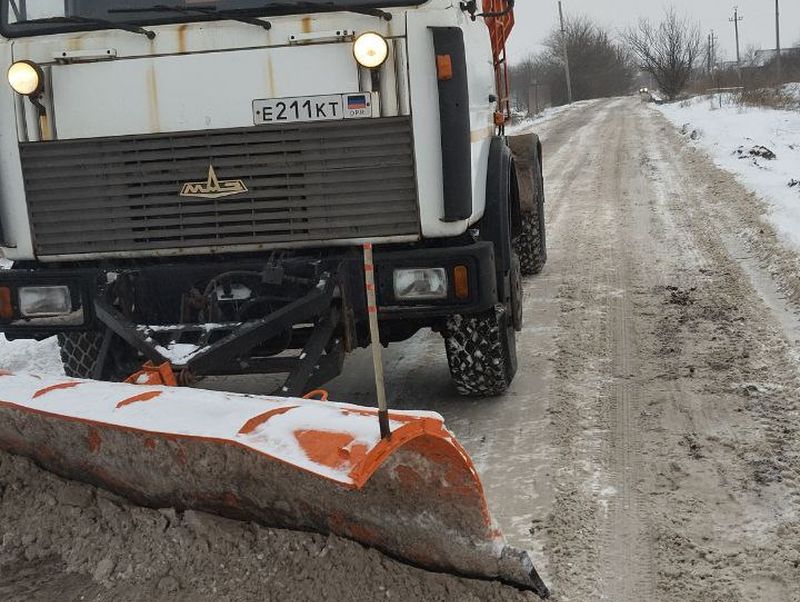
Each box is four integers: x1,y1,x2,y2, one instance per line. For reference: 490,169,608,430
444,304,518,397
515,209,546,276
57,331,140,381
444,252,521,397
508,133,547,276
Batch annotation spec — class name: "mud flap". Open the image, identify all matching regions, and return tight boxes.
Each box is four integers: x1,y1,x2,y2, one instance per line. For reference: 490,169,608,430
0,372,549,598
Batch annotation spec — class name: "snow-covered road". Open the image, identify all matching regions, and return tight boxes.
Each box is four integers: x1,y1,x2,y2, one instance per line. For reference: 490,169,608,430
326,97,800,600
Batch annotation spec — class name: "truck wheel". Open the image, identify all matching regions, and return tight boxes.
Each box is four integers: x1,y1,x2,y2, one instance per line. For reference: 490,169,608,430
515,210,546,276
444,251,520,397
444,304,518,397
514,158,547,275
509,133,547,276
57,331,140,381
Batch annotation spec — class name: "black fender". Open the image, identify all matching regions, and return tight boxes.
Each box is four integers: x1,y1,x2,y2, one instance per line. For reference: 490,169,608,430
481,136,514,301
508,132,546,257
507,132,543,216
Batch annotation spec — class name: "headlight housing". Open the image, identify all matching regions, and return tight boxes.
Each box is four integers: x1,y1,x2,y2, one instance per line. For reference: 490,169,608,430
7,60,43,96
19,286,72,317
353,32,389,69
393,268,448,301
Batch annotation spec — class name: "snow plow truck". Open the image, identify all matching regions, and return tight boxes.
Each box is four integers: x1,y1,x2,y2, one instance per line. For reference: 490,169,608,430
0,0,549,597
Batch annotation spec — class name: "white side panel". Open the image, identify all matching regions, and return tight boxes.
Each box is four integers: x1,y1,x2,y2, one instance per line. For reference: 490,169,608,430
458,9,496,225
406,6,496,239
51,44,359,139
0,41,34,260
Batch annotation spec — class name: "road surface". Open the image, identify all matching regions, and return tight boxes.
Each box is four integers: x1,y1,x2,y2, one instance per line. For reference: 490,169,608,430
326,97,800,600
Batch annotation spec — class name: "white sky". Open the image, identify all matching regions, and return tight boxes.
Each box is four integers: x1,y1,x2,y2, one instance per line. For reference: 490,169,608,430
506,0,800,63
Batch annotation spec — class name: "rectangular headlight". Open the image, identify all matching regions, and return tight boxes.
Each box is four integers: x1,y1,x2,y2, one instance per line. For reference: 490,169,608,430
19,286,72,317
393,268,448,300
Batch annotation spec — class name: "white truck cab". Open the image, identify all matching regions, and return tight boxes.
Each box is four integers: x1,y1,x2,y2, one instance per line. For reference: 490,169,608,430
0,0,547,397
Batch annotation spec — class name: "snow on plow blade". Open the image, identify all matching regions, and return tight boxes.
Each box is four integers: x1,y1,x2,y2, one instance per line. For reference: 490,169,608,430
0,372,549,598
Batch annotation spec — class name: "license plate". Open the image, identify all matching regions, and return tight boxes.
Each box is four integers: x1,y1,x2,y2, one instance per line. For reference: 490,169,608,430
253,93,373,125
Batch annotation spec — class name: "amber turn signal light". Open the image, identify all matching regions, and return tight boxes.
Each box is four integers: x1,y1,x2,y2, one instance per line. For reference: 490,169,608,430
453,266,469,300
436,54,453,80
0,286,13,319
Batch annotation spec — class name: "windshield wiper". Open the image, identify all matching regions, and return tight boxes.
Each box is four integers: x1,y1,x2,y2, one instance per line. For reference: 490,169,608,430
19,15,156,39
110,5,271,31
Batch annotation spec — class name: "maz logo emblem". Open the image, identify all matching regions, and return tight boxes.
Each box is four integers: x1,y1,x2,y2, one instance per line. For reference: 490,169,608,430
180,165,248,199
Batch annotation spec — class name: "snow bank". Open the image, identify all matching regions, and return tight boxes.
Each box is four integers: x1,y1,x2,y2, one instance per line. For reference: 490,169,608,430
0,257,64,374
509,99,600,134
0,336,63,375
655,96,800,249
783,82,800,104
0,279,63,373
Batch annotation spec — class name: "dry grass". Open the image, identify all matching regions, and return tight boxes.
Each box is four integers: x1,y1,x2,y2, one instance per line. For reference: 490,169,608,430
733,87,799,111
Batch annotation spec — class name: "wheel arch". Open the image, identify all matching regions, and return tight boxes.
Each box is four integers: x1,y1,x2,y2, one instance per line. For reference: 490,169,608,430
481,136,514,278
507,132,543,215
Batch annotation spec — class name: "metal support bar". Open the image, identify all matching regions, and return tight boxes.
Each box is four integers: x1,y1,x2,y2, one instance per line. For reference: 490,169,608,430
94,299,168,365
92,327,115,380
206,357,301,376
307,342,345,390
363,243,390,439
281,308,341,397
186,275,335,375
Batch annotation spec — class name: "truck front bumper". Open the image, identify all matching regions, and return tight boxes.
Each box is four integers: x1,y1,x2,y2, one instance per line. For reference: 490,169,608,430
0,241,498,340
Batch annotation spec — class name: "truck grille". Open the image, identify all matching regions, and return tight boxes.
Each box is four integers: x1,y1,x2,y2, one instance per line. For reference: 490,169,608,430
20,117,419,257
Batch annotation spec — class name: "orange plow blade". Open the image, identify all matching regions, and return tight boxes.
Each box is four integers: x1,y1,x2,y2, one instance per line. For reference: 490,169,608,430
0,372,549,598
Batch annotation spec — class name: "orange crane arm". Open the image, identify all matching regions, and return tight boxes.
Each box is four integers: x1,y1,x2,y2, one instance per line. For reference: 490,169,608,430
481,0,515,124
483,0,515,60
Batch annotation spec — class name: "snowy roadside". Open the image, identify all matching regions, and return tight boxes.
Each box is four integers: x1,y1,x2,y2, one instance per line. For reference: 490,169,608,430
653,94,800,249
508,98,601,135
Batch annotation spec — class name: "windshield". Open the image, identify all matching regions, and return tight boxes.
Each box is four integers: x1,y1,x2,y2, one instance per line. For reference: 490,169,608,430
1,0,423,37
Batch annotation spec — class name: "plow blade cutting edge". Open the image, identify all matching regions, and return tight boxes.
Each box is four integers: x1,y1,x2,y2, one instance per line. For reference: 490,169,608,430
0,372,549,598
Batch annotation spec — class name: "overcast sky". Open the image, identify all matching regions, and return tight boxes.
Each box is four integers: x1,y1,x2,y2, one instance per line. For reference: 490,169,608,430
506,0,800,63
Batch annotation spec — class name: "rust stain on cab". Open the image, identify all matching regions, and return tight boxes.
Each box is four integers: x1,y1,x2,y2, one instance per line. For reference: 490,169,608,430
67,33,86,51
177,24,189,53
265,55,276,97
301,16,312,33
147,63,161,133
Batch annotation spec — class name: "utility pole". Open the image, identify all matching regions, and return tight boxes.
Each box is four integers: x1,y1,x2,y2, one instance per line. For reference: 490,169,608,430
729,6,743,85
707,30,717,84
558,1,573,105
775,0,782,84
711,30,719,92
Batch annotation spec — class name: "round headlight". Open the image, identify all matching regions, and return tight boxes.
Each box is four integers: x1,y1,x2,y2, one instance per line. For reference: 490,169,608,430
8,60,43,96
353,32,388,69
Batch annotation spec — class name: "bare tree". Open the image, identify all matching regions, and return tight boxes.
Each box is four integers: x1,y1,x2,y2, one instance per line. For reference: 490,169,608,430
741,44,762,69
624,7,702,100
510,15,634,111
